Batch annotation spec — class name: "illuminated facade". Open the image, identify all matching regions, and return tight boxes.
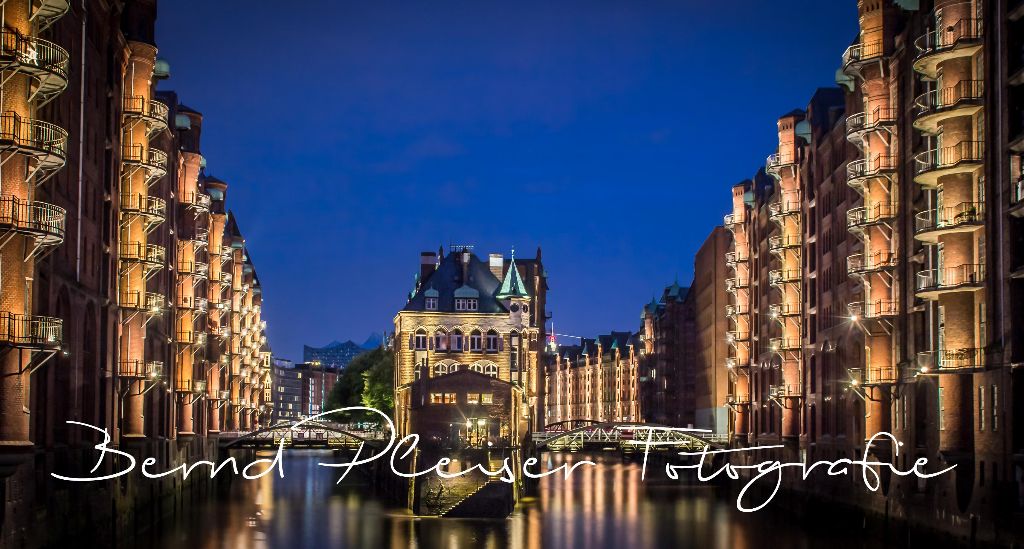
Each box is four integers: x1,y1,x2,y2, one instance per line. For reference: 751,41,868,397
638,281,697,426
713,0,1024,541
393,247,547,447
543,332,643,425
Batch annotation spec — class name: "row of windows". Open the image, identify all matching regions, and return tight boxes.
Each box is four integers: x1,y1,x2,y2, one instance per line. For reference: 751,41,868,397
429,392,494,405
434,362,499,377
413,329,508,352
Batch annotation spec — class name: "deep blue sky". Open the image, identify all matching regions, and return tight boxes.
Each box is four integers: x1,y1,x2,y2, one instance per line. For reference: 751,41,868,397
155,1,857,362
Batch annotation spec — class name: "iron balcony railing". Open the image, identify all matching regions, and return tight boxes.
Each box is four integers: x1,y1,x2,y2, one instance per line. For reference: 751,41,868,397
123,96,169,128
194,262,209,279
723,213,745,227
180,191,212,211
1013,177,1024,207
0,111,68,160
769,337,801,352
914,80,984,115
846,106,897,137
769,269,801,286
726,331,750,345
917,348,985,372
120,192,166,219
768,198,800,220
725,251,748,265
220,271,232,284
195,297,209,313
725,276,750,292
118,360,164,380
726,393,751,405
0,196,66,242
769,383,801,398
847,202,897,230
914,141,984,176
847,154,896,186
766,152,796,175
725,303,750,317
847,251,898,275
769,303,800,318
914,18,983,59
916,264,985,293
850,299,899,319
849,367,898,386
122,144,168,173
842,40,884,69
0,312,62,348
768,234,801,253
119,241,165,265
914,202,984,235
0,30,70,82
119,290,165,311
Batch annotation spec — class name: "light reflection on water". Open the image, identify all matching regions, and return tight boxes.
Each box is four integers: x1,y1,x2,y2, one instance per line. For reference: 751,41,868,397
142,450,884,549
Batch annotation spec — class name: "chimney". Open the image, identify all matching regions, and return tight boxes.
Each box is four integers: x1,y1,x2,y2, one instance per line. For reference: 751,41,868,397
489,253,504,280
420,252,437,280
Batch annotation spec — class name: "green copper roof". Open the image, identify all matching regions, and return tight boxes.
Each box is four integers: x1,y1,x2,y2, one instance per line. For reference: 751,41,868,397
454,284,479,298
496,259,530,299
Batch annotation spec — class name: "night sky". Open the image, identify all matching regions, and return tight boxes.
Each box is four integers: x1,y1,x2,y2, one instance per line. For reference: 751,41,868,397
154,1,858,362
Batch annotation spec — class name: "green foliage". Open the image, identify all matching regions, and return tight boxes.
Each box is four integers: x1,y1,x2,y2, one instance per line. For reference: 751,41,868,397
325,347,394,421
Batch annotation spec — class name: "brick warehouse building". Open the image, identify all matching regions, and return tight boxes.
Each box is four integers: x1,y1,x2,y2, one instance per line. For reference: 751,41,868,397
0,1,272,545
638,280,697,427
393,247,547,447
712,0,1024,542
543,331,644,426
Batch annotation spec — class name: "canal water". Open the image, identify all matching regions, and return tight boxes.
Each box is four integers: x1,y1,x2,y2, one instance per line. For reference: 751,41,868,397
137,450,909,549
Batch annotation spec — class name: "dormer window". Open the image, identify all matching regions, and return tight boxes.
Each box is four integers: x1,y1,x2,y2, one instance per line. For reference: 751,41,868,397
425,297,438,310
455,298,477,311
424,287,439,310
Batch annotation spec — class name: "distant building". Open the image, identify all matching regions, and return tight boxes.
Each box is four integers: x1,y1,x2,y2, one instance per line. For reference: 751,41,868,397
692,227,731,435
543,332,643,425
271,358,302,423
295,362,341,417
303,340,365,369
639,280,698,427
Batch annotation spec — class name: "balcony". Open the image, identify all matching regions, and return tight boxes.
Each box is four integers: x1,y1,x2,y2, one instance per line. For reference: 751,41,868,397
768,269,800,287
766,152,797,178
220,271,232,284
769,383,801,399
0,312,62,349
121,144,168,184
768,303,800,319
847,202,897,233
1012,177,1024,218
31,0,71,33
723,213,745,231
841,40,884,73
913,141,984,188
915,263,985,299
119,290,165,312
118,360,164,381
0,112,68,176
120,192,166,227
849,299,899,320
847,251,897,277
181,191,212,213
0,196,65,247
769,337,801,353
913,80,984,134
847,154,896,192
914,202,984,243
768,234,801,255
725,250,748,267
725,276,750,293
917,348,986,373
176,330,196,344
846,106,897,144
119,241,165,271
848,367,898,387
725,303,749,318
0,31,70,103
726,393,751,405
726,331,750,347
174,379,207,394
194,262,209,280
123,95,169,136
768,198,800,224
913,18,983,79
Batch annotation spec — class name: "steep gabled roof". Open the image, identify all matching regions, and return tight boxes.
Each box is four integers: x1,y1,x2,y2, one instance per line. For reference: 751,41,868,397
496,259,530,299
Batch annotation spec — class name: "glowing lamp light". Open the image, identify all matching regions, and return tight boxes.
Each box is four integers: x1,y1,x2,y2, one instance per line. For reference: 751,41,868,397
850,314,860,322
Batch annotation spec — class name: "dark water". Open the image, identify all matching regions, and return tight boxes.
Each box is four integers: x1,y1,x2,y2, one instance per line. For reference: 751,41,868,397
140,450,899,549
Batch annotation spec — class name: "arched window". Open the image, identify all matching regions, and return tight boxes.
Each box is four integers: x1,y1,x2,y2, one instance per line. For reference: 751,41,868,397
486,330,500,352
450,330,464,352
414,329,427,350
484,363,498,378
434,363,448,376
434,329,448,352
469,330,482,352
470,362,484,373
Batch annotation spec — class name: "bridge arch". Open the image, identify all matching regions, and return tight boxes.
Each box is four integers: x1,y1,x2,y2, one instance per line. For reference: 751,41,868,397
535,421,718,452
221,420,383,449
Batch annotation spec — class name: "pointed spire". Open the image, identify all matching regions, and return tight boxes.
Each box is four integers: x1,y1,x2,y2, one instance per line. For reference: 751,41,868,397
496,254,530,299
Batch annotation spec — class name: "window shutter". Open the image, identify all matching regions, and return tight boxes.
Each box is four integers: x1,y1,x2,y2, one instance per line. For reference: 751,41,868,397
499,337,504,352
408,335,414,350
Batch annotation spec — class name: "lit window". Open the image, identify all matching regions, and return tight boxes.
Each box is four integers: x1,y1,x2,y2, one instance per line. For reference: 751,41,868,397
467,393,480,405
425,297,438,310
434,330,448,351
481,393,493,404
444,393,456,404
470,331,482,352
430,393,445,404
451,331,463,351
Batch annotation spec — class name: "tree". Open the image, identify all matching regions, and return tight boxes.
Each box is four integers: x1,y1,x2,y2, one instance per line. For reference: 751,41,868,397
325,347,394,421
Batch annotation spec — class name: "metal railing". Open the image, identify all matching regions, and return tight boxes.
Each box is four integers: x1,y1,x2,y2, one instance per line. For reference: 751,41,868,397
914,202,984,234
916,264,985,292
851,299,899,318
847,202,897,229
725,251,748,265
914,18,983,57
119,290,165,311
119,241,165,265
766,152,796,174
0,111,68,159
769,303,800,318
849,367,898,385
847,106,897,135
769,383,801,398
120,192,166,218
726,331,750,345
842,40,884,68
914,141,984,175
0,312,62,347
123,96,169,125
768,198,800,219
119,360,164,380
917,348,985,372
769,269,801,286
768,234,801,252
725,303,749,317
915,80,984,114
0,196,66,240
725,276,750,292
847,251,897,275
0,30,70,80
847,154,896,183
122,144,168,171
769,337,801,352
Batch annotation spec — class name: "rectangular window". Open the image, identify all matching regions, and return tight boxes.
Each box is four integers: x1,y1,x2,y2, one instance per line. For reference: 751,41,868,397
455,298,467,311
486,333,500,352
430,393,444,404
451,333,463,351
466,393,480,405
414,333,427,350
481,393,494,405
939,386,945,431
470,333,482,351
979,385,985,431
425,297,438,310
444,393,456,404
992,385,999,432
979,302,987,350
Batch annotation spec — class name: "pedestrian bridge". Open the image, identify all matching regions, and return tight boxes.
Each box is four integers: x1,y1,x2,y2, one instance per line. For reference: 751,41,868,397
533,420,729,452
219,421,389,450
